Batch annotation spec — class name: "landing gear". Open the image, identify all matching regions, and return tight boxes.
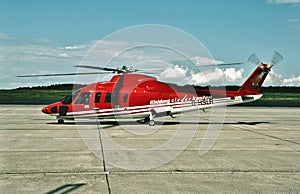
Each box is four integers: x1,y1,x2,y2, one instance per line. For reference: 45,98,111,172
144,117,150,123
58,119,64,124
148,109,156,126
143,117,155,126
149,120,155,126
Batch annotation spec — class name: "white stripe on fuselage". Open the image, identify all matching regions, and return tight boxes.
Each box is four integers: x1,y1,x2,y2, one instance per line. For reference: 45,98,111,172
55,94,262,120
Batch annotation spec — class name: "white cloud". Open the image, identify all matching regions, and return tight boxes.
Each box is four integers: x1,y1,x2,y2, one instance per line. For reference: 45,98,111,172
265,70,284,85
157,62,244,86
58,53,70,58
289,18,300,22
159,65,188,80
157,57,243,85
0,34,93,88
189,68,223,84
189,56,244,85
0,41,86,64
188,68,244,85
283,75,300,85
265,70,300,86
0,33,15,40
58,44,88,50
191,56,223,66
223,68,245,83
0,75,9,80
288,18,300,29
268,0,300,4
190,57,245,84
31,38,51,44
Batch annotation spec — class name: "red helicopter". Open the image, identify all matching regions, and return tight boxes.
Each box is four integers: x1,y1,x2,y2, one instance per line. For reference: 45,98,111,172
18,52,283,125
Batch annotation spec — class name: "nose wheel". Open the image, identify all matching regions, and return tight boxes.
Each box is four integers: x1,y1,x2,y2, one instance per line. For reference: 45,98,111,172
58,119,64,124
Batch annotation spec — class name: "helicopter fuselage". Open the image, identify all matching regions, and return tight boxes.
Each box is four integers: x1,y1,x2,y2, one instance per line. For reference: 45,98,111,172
41,71,264,125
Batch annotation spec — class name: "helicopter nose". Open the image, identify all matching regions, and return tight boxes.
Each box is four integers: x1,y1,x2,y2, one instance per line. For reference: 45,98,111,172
41,106,49,114
42,104,59,114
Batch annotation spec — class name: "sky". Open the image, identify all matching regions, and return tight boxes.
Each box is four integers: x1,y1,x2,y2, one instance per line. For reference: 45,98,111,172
1,0,300,89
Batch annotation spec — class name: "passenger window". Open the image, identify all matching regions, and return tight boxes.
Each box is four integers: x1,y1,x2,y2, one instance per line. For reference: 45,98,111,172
94,92,102,103
123,93,128,103
75,92,91,105
104,93,112,103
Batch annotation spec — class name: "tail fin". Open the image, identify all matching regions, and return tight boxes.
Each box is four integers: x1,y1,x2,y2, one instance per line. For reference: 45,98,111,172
238,64,272,95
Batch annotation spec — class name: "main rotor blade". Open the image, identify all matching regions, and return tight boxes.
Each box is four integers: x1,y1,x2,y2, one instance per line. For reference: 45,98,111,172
135,68,165,71
74,65,119,72
17,72,111,77
270,51,283,65
198,62,243,67
247,53,261,65
137,71,157,74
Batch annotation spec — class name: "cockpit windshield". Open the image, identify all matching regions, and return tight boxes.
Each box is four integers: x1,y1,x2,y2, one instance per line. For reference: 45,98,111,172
61,90,80,105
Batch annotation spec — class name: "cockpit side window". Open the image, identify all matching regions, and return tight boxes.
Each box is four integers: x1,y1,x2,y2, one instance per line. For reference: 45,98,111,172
61,90,80,105
94,92,102,103
75,92,91,105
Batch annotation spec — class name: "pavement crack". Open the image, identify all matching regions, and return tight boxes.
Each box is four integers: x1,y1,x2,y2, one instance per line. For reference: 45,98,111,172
96,120,112,194
0,108,15,114
232,125,300,146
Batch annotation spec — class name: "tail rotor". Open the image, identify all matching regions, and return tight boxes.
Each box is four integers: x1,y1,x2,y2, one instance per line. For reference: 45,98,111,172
247,53,262,65
247,51,284,66
238,51,283,94
270,51,284,66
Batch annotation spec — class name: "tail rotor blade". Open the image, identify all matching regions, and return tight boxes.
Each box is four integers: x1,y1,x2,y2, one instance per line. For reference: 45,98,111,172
270,51,283,65
247,53,261,65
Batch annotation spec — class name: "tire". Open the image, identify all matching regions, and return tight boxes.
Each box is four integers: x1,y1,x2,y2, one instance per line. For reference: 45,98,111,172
58,119,64,124
149,120,155,126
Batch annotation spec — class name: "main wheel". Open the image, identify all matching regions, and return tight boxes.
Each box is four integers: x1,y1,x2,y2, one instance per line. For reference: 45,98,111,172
149,120,155,126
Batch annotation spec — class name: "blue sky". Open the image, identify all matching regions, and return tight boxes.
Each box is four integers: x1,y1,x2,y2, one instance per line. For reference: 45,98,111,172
1,0,300,88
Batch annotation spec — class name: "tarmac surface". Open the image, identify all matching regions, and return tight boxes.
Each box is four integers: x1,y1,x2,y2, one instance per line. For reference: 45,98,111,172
0,105,299,193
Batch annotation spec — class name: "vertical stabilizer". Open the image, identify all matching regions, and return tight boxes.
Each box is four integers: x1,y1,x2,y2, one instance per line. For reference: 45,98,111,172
238,64,272,95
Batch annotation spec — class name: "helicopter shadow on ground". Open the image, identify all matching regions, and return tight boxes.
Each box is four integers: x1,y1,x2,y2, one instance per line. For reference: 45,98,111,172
45,183,86,194
47,120,270,127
